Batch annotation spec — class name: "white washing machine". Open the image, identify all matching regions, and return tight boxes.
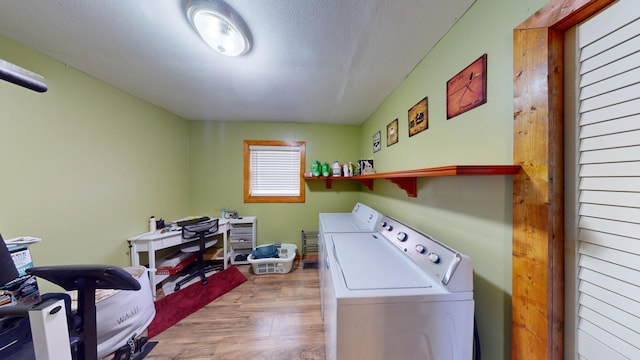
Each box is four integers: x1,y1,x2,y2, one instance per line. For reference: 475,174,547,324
322,216,474,360
318,202,383,318
318,202,383,235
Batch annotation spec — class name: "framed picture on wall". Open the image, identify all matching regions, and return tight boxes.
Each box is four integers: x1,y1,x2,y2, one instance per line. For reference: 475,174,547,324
373,131,381,153
408,97,428,137
387,118,398,146
446,54,487,119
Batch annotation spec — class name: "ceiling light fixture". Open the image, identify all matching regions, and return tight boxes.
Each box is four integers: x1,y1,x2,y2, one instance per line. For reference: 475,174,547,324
0,59,47,92
186,0,252,57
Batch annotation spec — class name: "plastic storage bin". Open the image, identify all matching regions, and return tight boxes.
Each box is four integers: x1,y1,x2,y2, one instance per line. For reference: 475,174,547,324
248,243,297,275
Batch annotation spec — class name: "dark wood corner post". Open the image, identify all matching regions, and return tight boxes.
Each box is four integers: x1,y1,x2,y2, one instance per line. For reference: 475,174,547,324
512,0,615,359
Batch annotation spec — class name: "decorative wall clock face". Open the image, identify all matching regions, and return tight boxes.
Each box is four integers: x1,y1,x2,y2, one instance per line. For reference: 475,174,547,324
446,54,487,119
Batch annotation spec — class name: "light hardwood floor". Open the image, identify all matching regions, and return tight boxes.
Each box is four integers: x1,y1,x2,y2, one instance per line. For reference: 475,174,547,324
145,261,325,359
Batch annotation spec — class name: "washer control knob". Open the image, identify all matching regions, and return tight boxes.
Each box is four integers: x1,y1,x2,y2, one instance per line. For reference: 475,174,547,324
380,221,388,229
415,244,426,254
428,252,440,263
397,232,408,242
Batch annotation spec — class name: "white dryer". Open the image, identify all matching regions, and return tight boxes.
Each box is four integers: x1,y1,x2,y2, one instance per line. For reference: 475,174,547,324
318,202,382,234
323,216,474,360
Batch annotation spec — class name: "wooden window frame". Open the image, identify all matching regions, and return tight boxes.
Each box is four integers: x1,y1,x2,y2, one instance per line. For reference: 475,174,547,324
243,140,306,203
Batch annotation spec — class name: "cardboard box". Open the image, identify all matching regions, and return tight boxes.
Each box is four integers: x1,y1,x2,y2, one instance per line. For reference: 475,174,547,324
8,244,34,276
1,243,40,306
203,247,223,261
357,160,374,175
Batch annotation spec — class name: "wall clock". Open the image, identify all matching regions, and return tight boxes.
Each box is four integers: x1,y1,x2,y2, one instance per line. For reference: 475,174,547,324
446,54,487,119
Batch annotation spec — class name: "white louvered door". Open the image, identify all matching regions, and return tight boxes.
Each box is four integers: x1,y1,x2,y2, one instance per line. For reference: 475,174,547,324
575,1,640,358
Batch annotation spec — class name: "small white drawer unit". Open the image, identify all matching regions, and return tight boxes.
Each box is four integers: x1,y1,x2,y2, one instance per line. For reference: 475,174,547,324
228,217,256,265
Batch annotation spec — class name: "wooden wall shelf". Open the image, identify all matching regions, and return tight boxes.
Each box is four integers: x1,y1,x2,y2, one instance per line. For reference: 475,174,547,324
304,165,521,197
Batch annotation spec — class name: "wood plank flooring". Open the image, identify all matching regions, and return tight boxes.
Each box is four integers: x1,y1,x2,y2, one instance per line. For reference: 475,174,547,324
145,261,325,359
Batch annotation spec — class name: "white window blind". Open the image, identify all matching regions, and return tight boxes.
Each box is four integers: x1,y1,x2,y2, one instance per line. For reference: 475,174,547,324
249,145,301,196
243,140,305,203
576,1,640,358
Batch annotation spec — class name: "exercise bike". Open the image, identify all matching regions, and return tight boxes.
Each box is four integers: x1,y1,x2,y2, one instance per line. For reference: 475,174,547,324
1,238,154,360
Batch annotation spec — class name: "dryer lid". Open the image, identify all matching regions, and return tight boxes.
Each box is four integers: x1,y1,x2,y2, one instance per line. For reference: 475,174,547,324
320,212,380,232
332,234,432,290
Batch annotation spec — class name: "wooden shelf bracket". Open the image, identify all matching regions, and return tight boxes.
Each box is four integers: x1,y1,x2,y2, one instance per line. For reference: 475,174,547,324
386,177,417,197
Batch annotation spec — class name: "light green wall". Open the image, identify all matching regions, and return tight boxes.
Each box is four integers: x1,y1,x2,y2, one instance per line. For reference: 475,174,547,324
358,0,547,359
1,0,550,357
0,36,191,291
188,121,362,246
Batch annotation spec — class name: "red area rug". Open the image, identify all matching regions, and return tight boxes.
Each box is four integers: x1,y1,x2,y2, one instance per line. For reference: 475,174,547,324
147,266,247,338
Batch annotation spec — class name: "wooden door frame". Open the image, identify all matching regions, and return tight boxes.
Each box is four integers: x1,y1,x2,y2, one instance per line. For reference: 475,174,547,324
512,0,615,359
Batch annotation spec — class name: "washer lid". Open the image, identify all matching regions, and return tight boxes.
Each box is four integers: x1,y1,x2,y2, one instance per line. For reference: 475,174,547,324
333,234,432,290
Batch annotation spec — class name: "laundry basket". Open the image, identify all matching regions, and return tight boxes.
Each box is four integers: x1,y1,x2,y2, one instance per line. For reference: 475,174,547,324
248,243,297,275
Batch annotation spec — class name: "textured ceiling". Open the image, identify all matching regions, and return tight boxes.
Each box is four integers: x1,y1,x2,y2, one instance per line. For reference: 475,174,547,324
0,0,475,124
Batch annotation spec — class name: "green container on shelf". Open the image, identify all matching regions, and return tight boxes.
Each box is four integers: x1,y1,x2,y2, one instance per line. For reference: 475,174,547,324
311,160,321,176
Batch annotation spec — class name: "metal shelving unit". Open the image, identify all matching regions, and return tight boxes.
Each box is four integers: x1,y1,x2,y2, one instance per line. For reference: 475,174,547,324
300,230,318,269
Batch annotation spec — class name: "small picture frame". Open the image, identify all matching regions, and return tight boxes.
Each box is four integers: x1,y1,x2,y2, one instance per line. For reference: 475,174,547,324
373,131,381,153
387,118,398,146
408,97,428,137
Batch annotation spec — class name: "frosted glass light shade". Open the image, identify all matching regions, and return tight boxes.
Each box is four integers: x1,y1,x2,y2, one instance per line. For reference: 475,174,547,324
186,0,251,57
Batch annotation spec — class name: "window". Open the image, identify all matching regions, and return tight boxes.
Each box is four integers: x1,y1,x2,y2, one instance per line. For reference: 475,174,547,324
243,140,306,203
